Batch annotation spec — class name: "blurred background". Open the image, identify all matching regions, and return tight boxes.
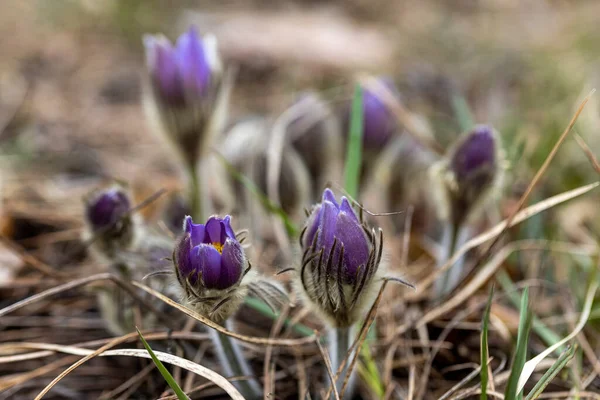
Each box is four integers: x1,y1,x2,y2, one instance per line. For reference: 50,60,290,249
2,0,600,398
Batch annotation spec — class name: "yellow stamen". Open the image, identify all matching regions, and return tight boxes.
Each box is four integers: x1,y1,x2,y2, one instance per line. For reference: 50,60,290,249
212,242,224,254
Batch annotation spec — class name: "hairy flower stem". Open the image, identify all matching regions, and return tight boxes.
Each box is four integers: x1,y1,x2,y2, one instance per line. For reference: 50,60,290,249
436,222,470,299
187,163,203,221
209,321,262,400
328,326,357,399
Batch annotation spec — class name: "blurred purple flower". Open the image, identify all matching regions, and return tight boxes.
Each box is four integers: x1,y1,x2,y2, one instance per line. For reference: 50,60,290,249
344,78,400,150
143,26,222,167
446,125,500,225
174,215,244,290
86,189,130,231
144,26,217,107
451,125,496,184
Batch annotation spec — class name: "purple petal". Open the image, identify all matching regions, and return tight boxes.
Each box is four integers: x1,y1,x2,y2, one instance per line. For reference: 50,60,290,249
322,188,339,208
151,41,185,106
175,234,195,283
222,215,236,240
185,216,206,247
175,26,211,97
205,217,224,244
191,244,223,289
303,203,323,249
334,212,370,280
219,239,244,289
317,200,340,254
339,197,359,224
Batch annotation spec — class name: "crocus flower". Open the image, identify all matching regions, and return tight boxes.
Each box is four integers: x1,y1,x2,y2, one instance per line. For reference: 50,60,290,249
344,78,400,151
83,187,137,261
143,26,222,167
175,215,245,290
297,188,383,327
443,125,501,226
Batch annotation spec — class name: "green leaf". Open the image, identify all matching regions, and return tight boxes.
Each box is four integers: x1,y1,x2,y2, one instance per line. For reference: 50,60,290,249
136,328,189,400
504,288,533,400
480,286,494,400
524,345,576,400
343,83,364,199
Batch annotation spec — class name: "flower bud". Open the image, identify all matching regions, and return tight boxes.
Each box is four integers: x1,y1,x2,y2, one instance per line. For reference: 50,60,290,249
343,78,400,151
143,26,222,167
433,125,503,226
83,187,136,260
173,215,249,322
296,189,383,327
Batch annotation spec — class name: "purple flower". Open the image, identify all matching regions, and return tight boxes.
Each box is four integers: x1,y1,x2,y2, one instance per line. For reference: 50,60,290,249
299,188,383,327
86,189,130,231
174,215,245,291
303,189,371,283
446,125,500,224
144,26,218,107
344,78,400,150
451,125,496,184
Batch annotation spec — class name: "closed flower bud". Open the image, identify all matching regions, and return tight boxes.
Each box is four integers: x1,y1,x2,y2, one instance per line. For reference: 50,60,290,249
432,125,503,226
173,215,250,322
296,188,384,328
83,187,137,261
143,26,222,167
343,78,400,151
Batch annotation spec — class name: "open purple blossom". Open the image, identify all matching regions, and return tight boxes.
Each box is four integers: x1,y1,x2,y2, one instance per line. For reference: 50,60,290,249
445,125,501,225
86,189,130,231
298,188,383,327
174,215,245,291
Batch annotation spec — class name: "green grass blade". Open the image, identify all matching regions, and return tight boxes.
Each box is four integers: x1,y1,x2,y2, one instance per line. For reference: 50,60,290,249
504,288,533,400
497,270,562,349
343,83,364,199
215,153,298,237
136,328,189,400
524,345,576,400
480,286,494,400
452,94,474,132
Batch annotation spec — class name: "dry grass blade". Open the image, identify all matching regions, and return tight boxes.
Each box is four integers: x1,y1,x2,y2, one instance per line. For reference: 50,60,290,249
417,240,597,328
8,339,244,399
0,273,174,328
34,332,140,399
0,273,112,317
574,133,600,174
439,364,485,400
407,181,600,300
130,281,316,346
